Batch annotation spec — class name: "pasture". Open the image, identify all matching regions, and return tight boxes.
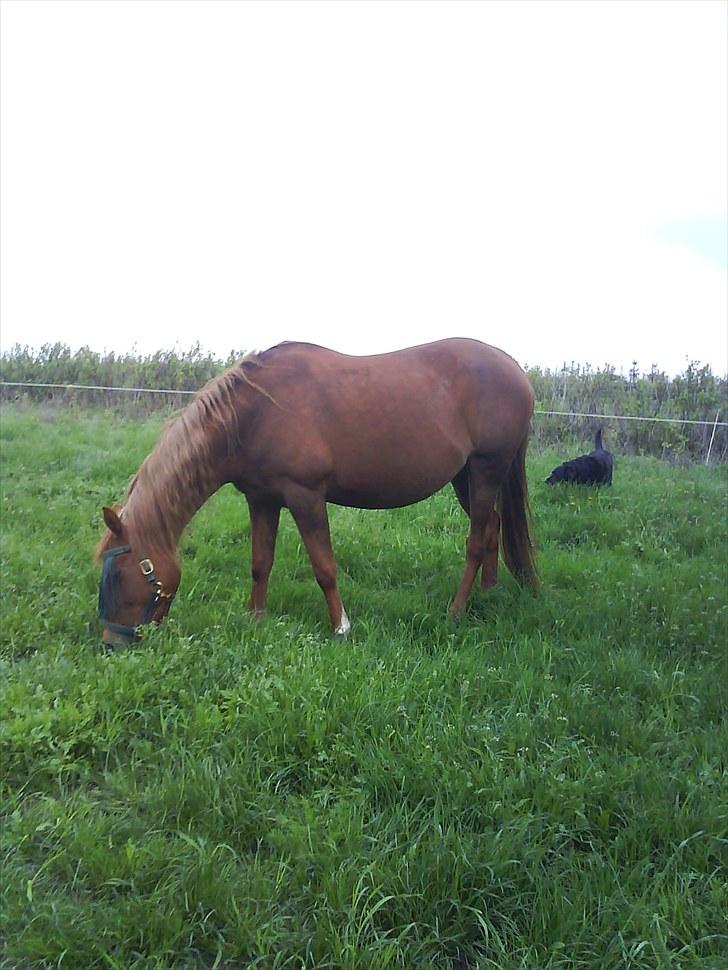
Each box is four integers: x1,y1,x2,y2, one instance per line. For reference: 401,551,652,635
1,404,727,969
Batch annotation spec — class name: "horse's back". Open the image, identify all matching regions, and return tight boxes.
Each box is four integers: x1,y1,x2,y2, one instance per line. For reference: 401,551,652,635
261,336,520,374
243,339,533,508
259,338,532,414
260,337,532,441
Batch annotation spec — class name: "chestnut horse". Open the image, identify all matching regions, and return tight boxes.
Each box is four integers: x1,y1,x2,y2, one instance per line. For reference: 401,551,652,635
97,338,537,645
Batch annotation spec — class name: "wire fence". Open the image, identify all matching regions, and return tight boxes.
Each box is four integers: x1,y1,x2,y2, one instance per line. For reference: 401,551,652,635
0,380,197,396
1,379,726,463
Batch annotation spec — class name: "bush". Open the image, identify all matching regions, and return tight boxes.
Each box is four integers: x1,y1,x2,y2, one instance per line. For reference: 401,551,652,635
528,361,727,462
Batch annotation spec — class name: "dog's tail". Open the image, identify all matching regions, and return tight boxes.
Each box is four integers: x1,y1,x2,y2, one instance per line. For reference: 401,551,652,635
595,427,604,451
497,435,539,592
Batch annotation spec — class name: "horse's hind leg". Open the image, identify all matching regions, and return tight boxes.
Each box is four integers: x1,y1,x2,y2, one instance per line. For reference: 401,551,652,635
452,467,499,589
247,497,281,618
286,485,350,637
451,465,470,514
481,508,500,590
450,457,502,619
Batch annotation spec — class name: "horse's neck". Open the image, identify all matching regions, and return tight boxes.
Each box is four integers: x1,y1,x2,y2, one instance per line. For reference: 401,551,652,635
123,430,228,552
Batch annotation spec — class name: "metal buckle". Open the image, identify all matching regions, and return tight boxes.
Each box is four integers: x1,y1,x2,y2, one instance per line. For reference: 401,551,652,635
139,559,154,576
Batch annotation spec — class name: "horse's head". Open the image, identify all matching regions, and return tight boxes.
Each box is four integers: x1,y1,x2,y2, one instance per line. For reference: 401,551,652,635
97,506,180,648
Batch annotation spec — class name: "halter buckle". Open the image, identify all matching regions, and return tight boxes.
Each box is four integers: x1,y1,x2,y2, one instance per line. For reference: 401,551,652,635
139,559,154,576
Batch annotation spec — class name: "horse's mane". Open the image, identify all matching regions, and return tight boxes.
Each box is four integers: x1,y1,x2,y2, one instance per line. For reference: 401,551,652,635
107,352,273,552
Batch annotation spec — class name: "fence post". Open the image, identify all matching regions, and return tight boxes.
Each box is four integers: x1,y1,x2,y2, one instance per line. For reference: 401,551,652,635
705,410,720,465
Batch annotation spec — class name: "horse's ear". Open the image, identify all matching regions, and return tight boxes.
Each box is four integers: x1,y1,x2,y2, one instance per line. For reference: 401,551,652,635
102,506,124,536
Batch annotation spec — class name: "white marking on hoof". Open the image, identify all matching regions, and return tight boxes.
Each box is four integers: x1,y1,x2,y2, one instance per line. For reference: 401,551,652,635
334,606,351,638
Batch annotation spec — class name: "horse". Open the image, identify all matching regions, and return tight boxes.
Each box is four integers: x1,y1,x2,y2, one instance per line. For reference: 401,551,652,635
97,338,538,646
545,428,613,485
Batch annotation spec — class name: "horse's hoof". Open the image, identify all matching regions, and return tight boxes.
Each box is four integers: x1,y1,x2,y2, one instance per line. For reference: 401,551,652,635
333,607,351,639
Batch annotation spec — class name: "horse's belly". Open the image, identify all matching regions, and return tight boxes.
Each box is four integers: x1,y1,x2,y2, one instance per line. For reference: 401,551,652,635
326,479,444,510
325,443,467,510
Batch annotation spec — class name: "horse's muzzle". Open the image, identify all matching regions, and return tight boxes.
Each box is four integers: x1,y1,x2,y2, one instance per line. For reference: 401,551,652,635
101,626,139,649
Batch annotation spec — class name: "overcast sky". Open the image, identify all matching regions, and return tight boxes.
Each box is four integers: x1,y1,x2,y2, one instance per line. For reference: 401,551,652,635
1,0,726,375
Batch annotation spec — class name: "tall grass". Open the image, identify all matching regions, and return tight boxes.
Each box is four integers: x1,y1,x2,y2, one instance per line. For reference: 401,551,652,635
1,343,726,460
1,403,726,968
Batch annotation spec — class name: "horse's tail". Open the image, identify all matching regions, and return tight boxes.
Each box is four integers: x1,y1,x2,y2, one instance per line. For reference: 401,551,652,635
497,435,539,593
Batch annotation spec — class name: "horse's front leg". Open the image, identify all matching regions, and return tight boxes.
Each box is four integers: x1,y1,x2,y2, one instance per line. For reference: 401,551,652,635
285,485,350,637
246,497,281,618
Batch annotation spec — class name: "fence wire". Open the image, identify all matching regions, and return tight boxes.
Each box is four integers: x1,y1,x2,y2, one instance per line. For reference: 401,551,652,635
1,379,726,462
0,380,197,396
1,380,725,427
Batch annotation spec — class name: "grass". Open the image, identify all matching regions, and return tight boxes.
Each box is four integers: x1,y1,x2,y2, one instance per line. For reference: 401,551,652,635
1,404,727,969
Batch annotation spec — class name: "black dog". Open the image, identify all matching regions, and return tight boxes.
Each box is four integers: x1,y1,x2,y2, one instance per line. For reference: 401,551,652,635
545,429,613,485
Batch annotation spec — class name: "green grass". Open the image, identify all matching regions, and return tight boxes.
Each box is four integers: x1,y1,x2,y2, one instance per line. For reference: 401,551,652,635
1,404,727,969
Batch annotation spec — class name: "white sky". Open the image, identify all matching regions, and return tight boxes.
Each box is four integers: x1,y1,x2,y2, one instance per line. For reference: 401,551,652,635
1,0,726,375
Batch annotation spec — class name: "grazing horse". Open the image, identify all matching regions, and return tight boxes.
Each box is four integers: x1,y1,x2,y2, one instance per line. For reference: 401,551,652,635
97,338,538,645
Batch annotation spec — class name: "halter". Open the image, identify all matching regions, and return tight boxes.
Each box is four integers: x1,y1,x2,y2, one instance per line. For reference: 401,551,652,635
99,544,174,639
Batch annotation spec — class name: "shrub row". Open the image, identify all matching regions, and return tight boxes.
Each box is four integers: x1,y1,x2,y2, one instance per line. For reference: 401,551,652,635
528,361,727,462
1,343,726,461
